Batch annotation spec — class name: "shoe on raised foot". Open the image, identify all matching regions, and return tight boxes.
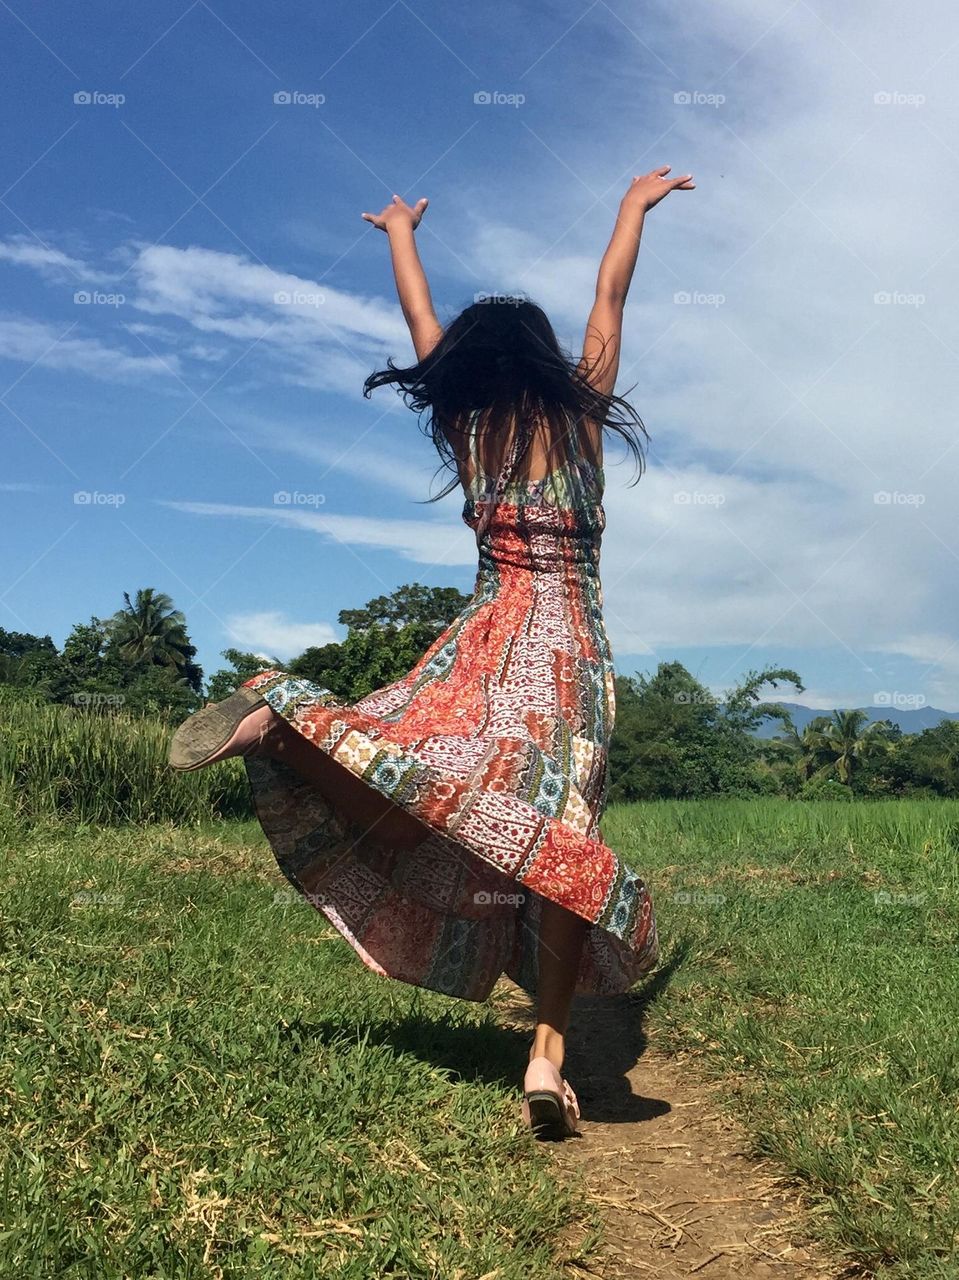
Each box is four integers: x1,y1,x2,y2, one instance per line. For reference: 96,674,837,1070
521,1055,581,1140
168,687,271,772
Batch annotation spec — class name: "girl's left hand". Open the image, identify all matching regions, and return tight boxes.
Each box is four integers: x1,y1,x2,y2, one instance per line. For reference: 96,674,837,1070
361,194,429,233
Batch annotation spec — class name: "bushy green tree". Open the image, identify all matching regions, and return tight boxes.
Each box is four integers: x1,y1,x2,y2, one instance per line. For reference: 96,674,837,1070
288,583,471,703
608,663,804,801
206,649,278,702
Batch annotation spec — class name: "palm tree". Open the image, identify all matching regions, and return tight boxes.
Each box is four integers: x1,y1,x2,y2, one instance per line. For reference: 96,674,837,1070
766,714,825,782
106,589,202,691
806,708,886,786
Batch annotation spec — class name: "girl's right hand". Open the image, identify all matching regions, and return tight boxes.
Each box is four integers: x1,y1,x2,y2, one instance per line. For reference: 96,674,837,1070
623,167,695,213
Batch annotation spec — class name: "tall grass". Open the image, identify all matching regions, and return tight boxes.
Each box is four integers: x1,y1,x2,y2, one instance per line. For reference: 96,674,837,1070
0,695,249,825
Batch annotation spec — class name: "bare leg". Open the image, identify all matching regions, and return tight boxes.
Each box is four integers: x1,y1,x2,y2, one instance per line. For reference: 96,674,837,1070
531,898,588,1070
253,708,428,852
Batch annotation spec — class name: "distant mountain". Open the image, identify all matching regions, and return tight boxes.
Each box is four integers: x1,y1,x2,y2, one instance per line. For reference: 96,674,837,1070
750,701,959,740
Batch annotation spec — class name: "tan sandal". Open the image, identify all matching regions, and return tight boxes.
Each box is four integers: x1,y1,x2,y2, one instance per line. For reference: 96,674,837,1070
168,687,269,771
521,1056,581,1139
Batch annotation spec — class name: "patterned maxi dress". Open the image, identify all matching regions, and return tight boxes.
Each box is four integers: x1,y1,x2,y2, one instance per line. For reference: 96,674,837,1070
241,420,659,1002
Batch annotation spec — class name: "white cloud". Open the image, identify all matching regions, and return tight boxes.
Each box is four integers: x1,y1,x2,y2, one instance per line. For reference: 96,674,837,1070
161,499,477,566
224,610,338,657
128,243,414,395
0,237,102,284
0,315,181,381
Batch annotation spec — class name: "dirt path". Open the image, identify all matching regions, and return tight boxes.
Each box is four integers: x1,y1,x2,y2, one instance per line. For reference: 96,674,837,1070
492,981,840,1280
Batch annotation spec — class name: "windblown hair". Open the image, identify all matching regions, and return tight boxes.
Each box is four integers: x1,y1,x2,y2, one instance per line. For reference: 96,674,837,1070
362,294,650,502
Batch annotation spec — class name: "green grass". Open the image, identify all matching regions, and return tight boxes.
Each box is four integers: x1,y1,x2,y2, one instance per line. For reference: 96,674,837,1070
0,819,598,1278
0,696,249,825
602,797,959,1280
3,798,958,1277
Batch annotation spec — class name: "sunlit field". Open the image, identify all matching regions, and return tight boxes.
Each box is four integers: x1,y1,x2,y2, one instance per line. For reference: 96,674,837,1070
2,728,957,1277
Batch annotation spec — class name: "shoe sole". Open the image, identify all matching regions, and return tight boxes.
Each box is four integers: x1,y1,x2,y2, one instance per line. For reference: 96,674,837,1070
168,687,267,771
524,1091,571,1140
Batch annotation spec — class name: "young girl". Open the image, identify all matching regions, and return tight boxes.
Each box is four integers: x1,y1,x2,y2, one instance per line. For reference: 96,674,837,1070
169,165,695,1140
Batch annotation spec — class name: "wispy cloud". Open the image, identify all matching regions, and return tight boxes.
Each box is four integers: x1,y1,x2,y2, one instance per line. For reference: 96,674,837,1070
161,499,476,566
0,237,103,284
0,315,181,381
224,609,338,657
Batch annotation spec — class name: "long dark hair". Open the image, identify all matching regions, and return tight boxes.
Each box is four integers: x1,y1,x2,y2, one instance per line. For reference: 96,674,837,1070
362,293,650,501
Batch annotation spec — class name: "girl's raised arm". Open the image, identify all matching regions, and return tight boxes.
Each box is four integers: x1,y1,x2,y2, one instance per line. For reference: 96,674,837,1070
577,167,695,412
362,194,444,362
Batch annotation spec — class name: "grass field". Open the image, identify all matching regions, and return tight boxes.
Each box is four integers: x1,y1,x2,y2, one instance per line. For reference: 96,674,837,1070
2,798,957,1277
602,798,959,1280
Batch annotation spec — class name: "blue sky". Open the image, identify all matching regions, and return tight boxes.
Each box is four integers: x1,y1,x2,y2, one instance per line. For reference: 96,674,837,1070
2,0,957,712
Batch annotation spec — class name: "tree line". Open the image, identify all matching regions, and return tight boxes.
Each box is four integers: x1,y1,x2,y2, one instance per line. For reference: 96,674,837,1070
2,584,956,800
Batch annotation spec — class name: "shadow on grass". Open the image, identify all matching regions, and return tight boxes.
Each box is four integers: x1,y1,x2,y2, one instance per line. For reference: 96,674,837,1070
274,933,692,1124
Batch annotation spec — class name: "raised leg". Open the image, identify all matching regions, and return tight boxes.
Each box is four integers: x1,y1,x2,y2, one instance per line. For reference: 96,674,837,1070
531,898,588,1070
258,709,428,853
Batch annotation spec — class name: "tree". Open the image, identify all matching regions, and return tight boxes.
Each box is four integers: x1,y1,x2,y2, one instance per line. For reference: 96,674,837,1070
105,588,203,693
0,628,59,692
338,584,470,633
802,709,893,788
288,583,472,703
608,663,805,801
206,649,279,702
